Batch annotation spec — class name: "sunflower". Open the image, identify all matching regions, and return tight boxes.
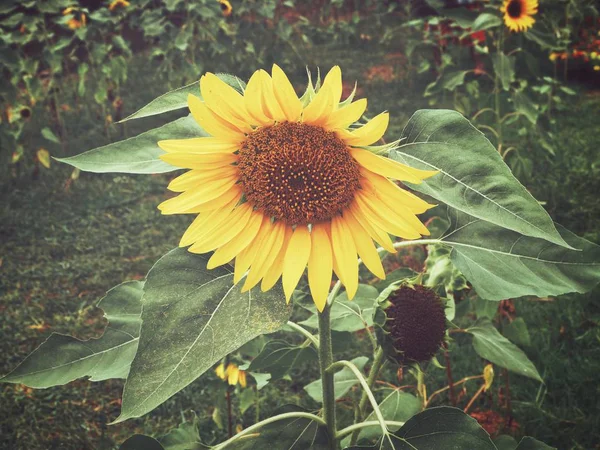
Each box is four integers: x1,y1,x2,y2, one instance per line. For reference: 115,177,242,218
215,363,247,388
218,0,232,17
500,0,538,32
158,65,437,311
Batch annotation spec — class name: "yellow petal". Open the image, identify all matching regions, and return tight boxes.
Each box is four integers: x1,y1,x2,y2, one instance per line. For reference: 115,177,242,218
330,215,358,299
200,73,254,127
158,177,237,214
340,112,389,146
185,185,242,213
360,169,433,214
259,70,286,122
167,167,238,192
324,98,367,130
245,70,272,126
282,225,312,302
307,223,333,312
242,221,286,292
343,211,385,279
271,64,302,122
322,65,342,108
159,151,238,170
188,203,253,254
158,137,241,153
347,203,396,253
354,194,421,239
302,85,334,126
208,210,263,269
188,94,245,139
350,147,437,183
261,226,293,292
234,215,272,284
179,200,238,247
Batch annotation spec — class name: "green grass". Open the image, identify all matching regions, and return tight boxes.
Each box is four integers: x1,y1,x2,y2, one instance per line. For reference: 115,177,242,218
1,42,599,449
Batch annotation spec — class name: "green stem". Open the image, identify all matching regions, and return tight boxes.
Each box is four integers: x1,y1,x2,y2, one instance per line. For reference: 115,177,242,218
318,304,338,449
286,320,319,348
213,412,326,450
336,420,406,440
349,347,386,445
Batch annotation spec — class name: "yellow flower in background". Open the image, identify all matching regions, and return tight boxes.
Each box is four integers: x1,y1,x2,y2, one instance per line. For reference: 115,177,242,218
215,363,247,388
109,0,130,11
158,65,436,311
501,0,538,32
218,0,233,17
594,66,600,72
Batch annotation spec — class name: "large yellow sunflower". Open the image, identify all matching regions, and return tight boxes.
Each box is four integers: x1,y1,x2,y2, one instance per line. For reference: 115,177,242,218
157,66,437,311
501,0,538,32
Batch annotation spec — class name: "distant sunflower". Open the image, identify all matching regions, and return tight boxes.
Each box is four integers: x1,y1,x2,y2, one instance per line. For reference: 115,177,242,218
158,65,437,311
218,0,232,17
501,0,538,32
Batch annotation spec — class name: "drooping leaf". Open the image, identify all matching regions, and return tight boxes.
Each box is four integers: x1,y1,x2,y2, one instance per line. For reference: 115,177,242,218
492,52,515,91
470,13,502,31
304,357,368,403
41,126,60,143
503,317,531,347
300,285,379,332
119,73,246,122
114,248,291,423
467,319,542,381
393,109,571,248
425,71,469,97
248,339,318,380
160,412,207,450
1,281,143,387
120,435,164,450
345,407,496,449
512,90,539,124
36,148,51,169
57,115,205,174
442,208,600,300
494,434,519,450
222,405,330,449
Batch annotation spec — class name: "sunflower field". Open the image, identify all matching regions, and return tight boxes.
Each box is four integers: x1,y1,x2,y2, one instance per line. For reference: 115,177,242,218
1,0,600,449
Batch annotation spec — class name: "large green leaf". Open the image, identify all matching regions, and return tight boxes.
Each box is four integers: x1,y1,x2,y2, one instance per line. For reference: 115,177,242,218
114,248,291,423
1,281,143,388
248,339,318,380
160,413,206,450
223,405,330,449
467,319,542,381
121,435,164,450
345,407,496,449
442,209,600,300
300,285,379,332
304,357,368,403
57,115,205,174
515,437,556,450
470,13,502,31
393,109,570,248
119,73,246,123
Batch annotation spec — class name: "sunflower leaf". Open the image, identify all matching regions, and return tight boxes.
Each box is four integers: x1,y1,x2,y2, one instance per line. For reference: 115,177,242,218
56,115,205,174
441,208,600,301
0,281,143,388
113,248,291,423
304,356,368,403
119,73,246,123
392,109,572,248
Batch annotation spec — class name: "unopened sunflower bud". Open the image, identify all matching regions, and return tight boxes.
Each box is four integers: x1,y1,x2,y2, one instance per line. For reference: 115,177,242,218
376,285,447,365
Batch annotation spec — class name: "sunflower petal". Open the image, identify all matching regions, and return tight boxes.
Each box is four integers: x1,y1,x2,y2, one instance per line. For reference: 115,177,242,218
271,64,302,122
325,98,367,130
260,70,287,122
282,226,312,302
234,215,272,284
159,152,238,170
184,185,242,213
208,210,263,269
179,200,238,247
340,111,389,146
158,137,240,153
347,204,396,253
307,223,333,312
243,221,286,292
343,212,385,279
361,169,434,214
158,176,237,214
302,85,334,126
188,203,253,254
355,193,421,239
245,70,273,126
188,94,245,139
200,73,254,127
331,215,358,299
351,148,437,183
167,167,238,192
322,65,342,108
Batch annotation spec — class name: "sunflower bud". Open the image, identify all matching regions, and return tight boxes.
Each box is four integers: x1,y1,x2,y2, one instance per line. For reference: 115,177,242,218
376,284,447,365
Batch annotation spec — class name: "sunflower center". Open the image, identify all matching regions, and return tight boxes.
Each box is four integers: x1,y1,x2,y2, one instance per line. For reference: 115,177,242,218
238,122,361,225
507,0,523,18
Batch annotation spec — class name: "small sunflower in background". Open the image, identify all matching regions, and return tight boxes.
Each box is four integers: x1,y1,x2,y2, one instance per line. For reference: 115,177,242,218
158,65,436,311
109,0,130,11
218,0,232,17
501,0,538,32
215,362,247,388
62,7,86,29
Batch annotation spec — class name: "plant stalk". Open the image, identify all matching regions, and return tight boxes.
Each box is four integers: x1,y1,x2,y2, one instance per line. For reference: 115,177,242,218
318,303,337,449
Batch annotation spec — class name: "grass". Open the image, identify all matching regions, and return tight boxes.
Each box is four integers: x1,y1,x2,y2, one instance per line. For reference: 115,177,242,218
1,41,600,449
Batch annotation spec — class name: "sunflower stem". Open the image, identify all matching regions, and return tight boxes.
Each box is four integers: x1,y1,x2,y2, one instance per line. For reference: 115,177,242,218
318,303,338,449
349,346,386,445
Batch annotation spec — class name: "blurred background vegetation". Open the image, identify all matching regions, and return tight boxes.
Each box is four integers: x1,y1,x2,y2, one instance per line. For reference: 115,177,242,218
1,0,599,449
